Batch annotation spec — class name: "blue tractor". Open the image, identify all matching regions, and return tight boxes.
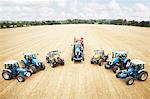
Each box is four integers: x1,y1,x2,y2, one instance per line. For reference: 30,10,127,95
105,50,130,73
71,42,84,62
2,60,32,82
21,52,45,74
116,59,148,85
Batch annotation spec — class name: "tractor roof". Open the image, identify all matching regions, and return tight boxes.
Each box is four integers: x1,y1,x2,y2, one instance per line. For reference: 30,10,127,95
131,59,145,65
4,60,18,65
95,49,104,52
115,50,127,54
50,50,58,53
24,52,36,55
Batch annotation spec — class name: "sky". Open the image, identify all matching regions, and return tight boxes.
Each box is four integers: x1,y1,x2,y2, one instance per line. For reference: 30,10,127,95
0,0,149,21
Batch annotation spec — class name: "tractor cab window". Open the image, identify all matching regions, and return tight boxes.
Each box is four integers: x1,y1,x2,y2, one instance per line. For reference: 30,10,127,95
32,54,36,59
115,53,120,58
139,64,144,70
95,50,104,56
5,64,12,69
13,63,19,68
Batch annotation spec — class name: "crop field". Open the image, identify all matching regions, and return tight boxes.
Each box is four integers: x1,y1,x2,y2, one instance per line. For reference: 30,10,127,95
0,24,150,99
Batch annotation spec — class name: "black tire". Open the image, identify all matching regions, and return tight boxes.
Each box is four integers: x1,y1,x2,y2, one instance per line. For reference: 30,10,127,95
2,71,12,80
125,76,134,85
137,71,148,81
116,72,122,78
50,62,55,68
98,59,103,66
71,56,73,61
29,65,37,74
40,62,45,70
60,60,65,65
90,60,94,64
17,75,25,82
105,63,110,69
46,59,49,63
26,71,32,77
112,66,118,73
82,57,84,61
104,55,108,62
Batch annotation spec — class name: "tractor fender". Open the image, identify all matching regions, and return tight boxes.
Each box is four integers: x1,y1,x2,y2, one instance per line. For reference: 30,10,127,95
138,69,146,74
3,69,12,73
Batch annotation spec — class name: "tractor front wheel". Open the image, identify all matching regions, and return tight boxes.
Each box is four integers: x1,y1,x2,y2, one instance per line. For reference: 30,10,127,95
17,75,25,82
137,71,148,81
2,71,12,80
105,63,110,69
125,76,134,85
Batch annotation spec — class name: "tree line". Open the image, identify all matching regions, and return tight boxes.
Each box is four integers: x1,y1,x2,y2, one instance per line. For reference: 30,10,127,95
0,19,149,29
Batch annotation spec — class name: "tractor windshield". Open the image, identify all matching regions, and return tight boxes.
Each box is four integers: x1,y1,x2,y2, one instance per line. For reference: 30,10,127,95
95,50,104,56
75,43,81,49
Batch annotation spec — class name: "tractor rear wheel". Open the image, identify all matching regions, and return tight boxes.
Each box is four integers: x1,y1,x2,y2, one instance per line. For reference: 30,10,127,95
104,55,108,62
98,59,103,66
125,76,134,85
40,62,45,70
137,71,148,81
17,75,25,82
29,65,37,74
2,71,12,80
112,66,118,73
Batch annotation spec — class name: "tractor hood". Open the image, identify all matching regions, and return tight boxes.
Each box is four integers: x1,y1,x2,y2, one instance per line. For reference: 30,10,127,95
17,68,27,72
110,57,120,65
94,54,100,60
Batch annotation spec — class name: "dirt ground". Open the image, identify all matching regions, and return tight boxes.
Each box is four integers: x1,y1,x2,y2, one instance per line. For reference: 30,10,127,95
0,24,150,99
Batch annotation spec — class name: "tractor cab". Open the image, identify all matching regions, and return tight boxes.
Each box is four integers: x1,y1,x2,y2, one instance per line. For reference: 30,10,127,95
127,59,145,71
93,49,104,60
24,52,37,60
112,50,127,59
94,49,104,56
47,50,61,60
4,60,19,70
48,50,60,57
